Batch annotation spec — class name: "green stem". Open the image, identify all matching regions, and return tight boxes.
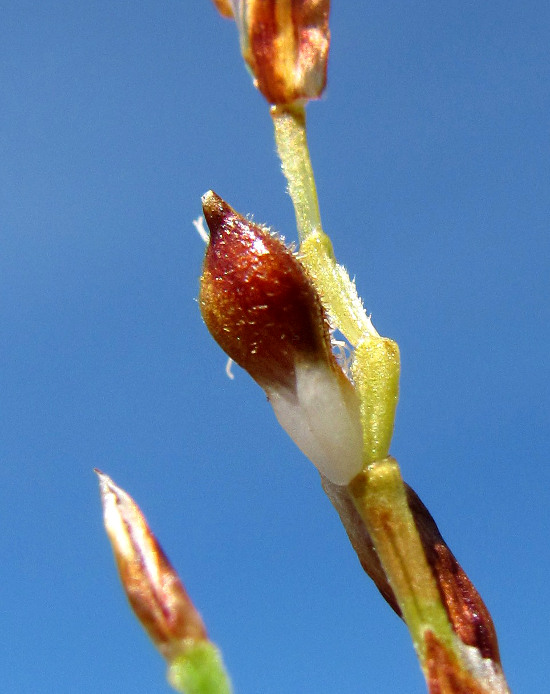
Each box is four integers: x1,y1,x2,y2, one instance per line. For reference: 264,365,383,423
352,338,400,463
271,104,323,242
271,104,378,345
167,641,232,694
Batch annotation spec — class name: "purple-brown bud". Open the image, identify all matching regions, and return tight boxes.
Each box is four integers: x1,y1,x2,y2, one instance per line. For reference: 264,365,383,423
200,190,331,390
216,0,330,105
199,191,363,485
96,470,207,661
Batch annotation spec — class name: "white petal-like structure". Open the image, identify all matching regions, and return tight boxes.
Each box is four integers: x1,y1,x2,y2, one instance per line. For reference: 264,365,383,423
267,360,363,485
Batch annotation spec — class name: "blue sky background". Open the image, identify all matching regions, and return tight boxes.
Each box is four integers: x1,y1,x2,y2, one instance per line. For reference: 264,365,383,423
1,2,549,692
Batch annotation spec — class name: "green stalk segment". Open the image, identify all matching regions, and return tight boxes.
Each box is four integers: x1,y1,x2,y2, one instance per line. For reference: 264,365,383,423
352,337,400,463
167,641,233,694
271,104,323,241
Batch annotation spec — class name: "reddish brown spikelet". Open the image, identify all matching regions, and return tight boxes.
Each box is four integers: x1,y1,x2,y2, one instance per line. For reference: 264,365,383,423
406,486,501,664
248,0,329,103
200,190,332,389
431,542,499,661
96,470,207,661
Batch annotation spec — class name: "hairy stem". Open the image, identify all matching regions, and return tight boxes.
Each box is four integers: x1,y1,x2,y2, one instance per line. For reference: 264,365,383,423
271,104,378,345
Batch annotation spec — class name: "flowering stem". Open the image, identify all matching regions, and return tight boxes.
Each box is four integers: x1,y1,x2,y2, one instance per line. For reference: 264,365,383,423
270,99,494,691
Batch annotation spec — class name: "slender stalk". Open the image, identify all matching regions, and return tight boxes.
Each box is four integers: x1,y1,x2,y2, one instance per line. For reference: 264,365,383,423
271,104,323,241
271,104,378,345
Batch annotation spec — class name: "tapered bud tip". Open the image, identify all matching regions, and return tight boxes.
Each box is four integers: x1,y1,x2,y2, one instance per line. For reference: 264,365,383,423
94,468,115,499
201,190,230,240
